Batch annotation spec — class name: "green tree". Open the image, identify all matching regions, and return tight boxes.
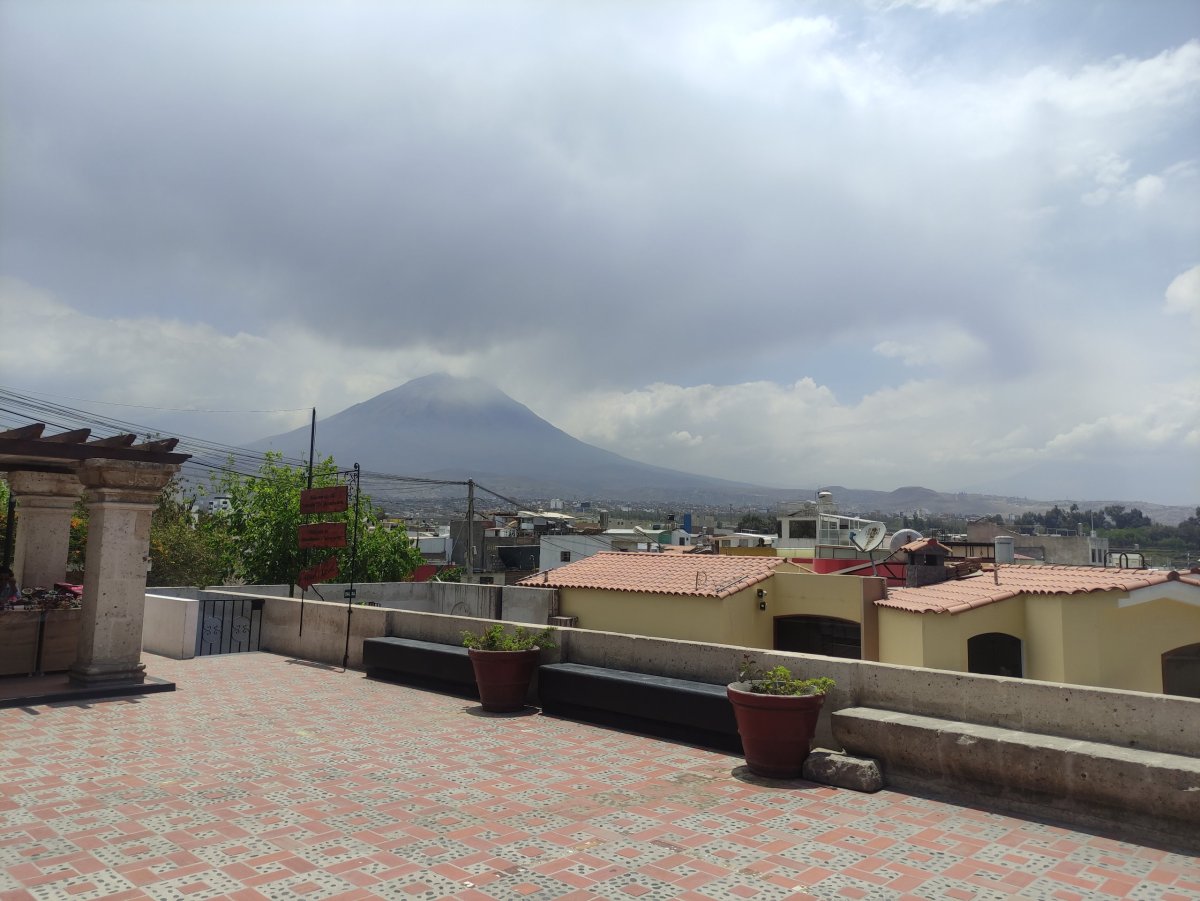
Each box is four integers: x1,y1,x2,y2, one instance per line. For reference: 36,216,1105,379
736,512,777,534
148,481,226,587
206,453,421,591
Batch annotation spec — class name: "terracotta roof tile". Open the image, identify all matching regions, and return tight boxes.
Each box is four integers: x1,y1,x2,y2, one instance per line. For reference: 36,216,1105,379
901,538,952,554
518,552,785,598
879,565,1194,615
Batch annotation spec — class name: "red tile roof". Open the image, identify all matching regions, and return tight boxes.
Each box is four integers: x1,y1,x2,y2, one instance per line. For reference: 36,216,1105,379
901,538,952,554
518,552,786,598
879,565,1196,615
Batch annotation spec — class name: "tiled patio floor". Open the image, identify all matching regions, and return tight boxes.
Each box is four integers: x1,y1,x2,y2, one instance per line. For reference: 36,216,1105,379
1,652,1196,901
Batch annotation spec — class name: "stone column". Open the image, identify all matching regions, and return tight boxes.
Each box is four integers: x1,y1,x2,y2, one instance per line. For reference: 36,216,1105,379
7,470,84,590
70,459,178,685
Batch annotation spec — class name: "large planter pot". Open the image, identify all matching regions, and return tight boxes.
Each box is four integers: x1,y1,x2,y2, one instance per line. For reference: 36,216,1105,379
0,611,40,676
467,648,540,712
727,682,825,779
0,609,81,676
41,609,82,672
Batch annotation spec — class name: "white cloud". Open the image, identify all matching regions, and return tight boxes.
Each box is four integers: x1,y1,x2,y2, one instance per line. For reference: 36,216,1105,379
877,0,1013,15
1164,265,1200,323
670,430,704,447
1131,175,1166,208
0,279,473,442
872,326,987,369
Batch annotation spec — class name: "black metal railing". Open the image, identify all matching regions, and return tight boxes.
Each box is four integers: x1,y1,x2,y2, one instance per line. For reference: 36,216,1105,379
195,596,263,656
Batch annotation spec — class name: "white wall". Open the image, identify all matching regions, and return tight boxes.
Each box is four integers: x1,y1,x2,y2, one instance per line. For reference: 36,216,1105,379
143,593,198,659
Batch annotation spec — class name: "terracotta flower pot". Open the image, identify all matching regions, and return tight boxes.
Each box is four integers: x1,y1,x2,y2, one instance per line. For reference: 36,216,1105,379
467,647,540,712
727,682,825,779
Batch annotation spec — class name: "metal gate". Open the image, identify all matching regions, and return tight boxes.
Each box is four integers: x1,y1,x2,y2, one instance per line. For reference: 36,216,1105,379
195,597,264,656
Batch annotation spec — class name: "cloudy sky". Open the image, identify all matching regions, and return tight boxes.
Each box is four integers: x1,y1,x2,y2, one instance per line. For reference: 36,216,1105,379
2,0,1198,504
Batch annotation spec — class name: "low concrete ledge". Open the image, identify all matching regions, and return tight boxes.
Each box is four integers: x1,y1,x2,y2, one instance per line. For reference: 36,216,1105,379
834,707,1200,846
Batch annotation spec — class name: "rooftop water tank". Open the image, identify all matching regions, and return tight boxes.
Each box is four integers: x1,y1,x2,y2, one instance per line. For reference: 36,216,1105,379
994,535,1015,564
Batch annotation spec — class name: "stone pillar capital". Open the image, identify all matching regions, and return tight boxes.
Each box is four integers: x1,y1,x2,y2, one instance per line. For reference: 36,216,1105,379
6,470,84,505
7,470,83,589
78,460,179,505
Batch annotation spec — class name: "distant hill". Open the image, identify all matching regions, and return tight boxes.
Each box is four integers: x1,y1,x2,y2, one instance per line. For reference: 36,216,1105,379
244,374,1196,525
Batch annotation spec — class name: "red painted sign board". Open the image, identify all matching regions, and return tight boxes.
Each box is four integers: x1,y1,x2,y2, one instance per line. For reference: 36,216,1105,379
298,555,339,590
298,521,347,548
300,485,349,515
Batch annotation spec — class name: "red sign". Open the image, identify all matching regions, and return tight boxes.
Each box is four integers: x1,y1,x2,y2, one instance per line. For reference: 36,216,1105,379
298,521,347,548
298,555,339,590
300,485,349,514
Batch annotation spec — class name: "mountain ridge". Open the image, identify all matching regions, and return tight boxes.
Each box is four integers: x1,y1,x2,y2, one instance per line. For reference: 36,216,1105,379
247,374,1195,524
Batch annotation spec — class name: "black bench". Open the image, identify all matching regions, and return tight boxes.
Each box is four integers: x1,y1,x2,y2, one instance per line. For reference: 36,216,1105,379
362,637,478,699
538,662,741,752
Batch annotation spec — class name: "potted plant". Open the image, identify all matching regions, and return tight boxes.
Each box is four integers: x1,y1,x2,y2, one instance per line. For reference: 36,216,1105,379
727,656,835,778
461,624,555,713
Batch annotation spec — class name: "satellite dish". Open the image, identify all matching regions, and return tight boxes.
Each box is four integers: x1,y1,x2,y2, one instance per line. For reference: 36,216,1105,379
888,528,924,551
849,521,887,553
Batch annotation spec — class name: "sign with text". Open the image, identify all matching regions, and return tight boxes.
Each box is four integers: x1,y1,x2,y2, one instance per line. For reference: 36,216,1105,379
300,485,349,515
298,555,339,590
297,521,347,549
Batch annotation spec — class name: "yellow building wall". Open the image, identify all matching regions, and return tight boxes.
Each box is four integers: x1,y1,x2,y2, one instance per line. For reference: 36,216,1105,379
559,586,740,644
877,609,925,667
877,589,1200,693
558,570,865,652
878,598,1026,672
1091,596,1200,693
1023,596,1066,683
1057,593,1104,687
720,546,778,557
769,572,864,623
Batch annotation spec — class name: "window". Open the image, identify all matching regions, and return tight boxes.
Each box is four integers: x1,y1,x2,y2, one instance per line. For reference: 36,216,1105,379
788,520,816,540
967,633,1023,678
774,616,861,659
559,551,571,563
1163,644,1200,698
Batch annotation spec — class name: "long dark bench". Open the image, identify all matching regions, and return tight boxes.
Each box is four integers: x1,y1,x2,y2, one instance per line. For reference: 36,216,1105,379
362,637,478,699
538,662,742,752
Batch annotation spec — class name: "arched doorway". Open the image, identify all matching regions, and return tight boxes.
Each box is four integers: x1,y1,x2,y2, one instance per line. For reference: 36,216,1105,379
967,632,1023,678
1162,643,1200,698
774,615,861,659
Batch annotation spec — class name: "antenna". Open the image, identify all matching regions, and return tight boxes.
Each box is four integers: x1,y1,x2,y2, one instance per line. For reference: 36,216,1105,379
888,528,924,551
849,522,886,553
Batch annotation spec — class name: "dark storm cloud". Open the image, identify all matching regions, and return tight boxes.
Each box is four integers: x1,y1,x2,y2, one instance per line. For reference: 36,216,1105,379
2,0,1054,381
2,1,1198,501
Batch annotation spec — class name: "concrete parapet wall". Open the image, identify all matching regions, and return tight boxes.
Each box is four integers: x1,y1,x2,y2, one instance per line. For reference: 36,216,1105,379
432,582,500,618
151,596,1198,761
833,707,1200,844
258,596,389,669
142,594,198,660
501,586,556,623
852,659,1199,758
218,581,553,621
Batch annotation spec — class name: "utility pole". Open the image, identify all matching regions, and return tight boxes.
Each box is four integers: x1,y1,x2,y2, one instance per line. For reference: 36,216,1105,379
466,479,475,582
306,408,316,489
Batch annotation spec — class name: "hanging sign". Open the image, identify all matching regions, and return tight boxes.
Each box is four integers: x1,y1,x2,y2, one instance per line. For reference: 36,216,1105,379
300,485,349,515
298,522,347,548
298,555,339,590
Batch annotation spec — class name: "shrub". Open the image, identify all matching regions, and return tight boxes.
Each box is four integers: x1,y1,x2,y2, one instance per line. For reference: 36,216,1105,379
737,655,834,696
461,624,556,651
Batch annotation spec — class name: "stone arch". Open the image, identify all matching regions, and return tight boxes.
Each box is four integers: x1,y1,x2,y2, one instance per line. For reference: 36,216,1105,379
1162,643,1200,698
967,632,1023,678
773,615,861,659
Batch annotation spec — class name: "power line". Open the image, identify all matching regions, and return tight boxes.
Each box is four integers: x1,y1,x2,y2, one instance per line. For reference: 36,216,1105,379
0,385,312,414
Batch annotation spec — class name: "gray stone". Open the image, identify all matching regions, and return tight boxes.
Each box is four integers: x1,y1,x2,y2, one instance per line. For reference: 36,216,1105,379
802,748,885,793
